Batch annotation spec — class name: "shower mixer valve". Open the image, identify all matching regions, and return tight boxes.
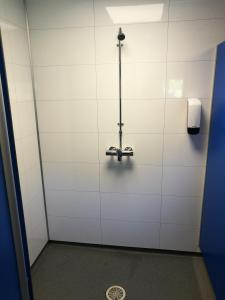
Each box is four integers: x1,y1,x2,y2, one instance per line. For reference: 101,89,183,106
106,28,134,162
106,146,134,162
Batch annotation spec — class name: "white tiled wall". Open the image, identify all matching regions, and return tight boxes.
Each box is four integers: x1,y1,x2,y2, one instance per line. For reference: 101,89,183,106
0,0,48,264
26,0,225,251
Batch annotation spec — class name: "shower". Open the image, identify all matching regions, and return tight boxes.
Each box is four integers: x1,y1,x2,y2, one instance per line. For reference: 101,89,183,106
0,0,223,298
106,27,133,161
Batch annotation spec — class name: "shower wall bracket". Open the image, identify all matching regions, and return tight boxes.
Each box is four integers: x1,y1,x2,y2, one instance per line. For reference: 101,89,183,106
106,28,134,162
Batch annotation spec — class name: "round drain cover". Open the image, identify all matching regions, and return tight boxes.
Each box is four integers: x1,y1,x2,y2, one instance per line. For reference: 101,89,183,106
106,285,126,300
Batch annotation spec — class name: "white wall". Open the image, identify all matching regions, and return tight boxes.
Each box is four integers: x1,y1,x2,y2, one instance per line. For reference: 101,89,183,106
27,0,225,251
0,0,48,264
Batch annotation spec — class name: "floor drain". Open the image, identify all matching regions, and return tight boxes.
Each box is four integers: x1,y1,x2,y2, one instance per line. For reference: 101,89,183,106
106,285,126,300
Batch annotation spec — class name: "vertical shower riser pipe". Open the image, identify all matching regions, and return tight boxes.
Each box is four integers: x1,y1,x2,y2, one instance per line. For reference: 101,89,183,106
117,38,123,150
105,28,133,161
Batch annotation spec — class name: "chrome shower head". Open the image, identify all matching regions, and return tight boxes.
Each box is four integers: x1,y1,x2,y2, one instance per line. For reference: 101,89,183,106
117,27,125,41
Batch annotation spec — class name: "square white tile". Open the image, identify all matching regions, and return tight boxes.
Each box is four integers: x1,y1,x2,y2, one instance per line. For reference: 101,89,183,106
13,65,33,102
21,135,40,171
167,61,215,99
123,63,166,99
43,162,99,192
169,0,225,21
123,100,165,133
168,19,225,61
101,192,161,222
37,101,98,133
25,165,43,200
10,103,22,139
162,166,205,197
5,63,17,102
40,133,99,163
46,190,100,219
160,223,199,251
27,0,94,29
102,220,160,248
163,134,207,166
7,27,30,65
100,163,162,194
48,216,101,244
18,102,37,138
31,27,95,66
161,195,202,226
98,100,119,133
11,102,37,139
34,65,96,100
96,64,118,99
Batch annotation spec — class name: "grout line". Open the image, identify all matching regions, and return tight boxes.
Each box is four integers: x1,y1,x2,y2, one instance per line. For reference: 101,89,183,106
43,161,100,165
46,190,163,197
39,131,100,134
31,58,216,68
39,131,165,134
28,15,225,31
35,98,211,102
45,187,204,199
49,215,161,224
159,0,171,249
36,98,167,101
38,131,207,134
33,63,96,67
47,214,200,228
48,215,100,221
92,0,103,244
46,189,100,194
38,131,209,137
99,191,202,198
42,160,206,167
45,188,203,199
169,16,225,23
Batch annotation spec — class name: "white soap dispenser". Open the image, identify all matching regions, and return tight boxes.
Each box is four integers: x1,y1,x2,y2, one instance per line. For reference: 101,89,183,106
187,98,202,135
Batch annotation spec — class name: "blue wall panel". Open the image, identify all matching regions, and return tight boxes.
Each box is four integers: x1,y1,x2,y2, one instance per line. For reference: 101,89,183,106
200,41,225,300
0,151,21,300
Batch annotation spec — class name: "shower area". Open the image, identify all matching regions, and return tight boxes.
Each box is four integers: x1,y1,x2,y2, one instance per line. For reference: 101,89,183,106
1,0,225,299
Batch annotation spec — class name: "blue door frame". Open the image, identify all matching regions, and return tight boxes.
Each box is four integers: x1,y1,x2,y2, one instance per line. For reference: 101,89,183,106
0,151,22,299
0,31,33,299
200,41,225,300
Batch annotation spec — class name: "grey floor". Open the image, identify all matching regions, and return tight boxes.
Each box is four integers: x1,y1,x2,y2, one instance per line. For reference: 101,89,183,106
32,243,215,300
